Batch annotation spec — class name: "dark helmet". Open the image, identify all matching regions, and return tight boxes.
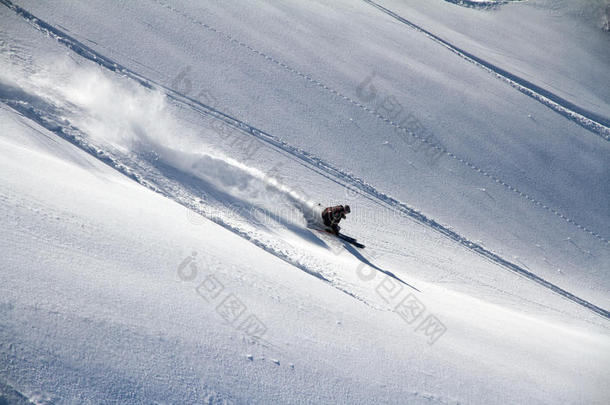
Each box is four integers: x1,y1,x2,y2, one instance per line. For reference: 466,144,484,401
344,205,351,214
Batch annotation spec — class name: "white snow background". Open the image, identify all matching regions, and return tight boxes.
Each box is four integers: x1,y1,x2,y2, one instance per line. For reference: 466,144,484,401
1,0,609,403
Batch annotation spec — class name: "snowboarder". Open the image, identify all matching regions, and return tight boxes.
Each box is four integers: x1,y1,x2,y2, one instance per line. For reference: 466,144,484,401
322,204,350,235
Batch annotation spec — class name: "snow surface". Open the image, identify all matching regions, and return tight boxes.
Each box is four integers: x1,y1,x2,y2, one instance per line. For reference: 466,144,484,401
1,0,609,403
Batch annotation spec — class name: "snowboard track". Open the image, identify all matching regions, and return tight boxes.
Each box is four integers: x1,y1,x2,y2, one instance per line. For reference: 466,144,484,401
3,0,609,321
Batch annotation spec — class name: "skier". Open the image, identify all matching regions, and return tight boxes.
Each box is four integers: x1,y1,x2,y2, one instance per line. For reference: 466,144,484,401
322,204,350,235
305,202,363,247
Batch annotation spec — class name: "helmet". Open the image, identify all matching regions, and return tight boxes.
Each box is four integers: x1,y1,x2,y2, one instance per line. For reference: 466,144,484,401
344,205,351,213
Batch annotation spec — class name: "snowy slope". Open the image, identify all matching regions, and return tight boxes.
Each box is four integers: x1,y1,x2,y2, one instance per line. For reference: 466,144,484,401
2,97,609,404
1,0,609,403
10,0,608,306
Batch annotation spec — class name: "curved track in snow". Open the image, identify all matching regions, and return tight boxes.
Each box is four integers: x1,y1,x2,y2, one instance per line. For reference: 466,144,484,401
1,0,609,320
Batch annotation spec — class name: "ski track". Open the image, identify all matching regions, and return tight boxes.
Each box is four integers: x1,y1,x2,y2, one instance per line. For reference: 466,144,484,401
362,0,610,140
149,0,610,245
2,0,609,320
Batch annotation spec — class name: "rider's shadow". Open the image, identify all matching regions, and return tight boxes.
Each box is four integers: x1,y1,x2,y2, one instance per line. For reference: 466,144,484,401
342,243,420,292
